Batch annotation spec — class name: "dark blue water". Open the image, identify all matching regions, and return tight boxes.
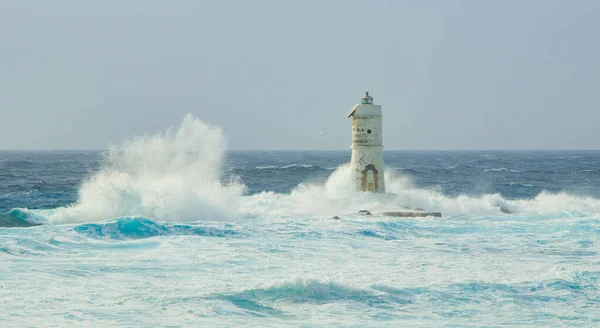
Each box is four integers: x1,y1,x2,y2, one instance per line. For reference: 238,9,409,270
2,150,599,215
228,150,600,198
1,149,599,326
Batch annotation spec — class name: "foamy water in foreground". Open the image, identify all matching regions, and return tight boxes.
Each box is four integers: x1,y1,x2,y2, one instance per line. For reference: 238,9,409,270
1,115,599,326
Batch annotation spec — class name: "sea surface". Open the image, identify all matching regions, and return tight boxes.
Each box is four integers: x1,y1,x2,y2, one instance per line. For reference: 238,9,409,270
1,116,600,327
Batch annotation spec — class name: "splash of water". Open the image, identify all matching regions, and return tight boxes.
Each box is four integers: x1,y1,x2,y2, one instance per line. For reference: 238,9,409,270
240,163,600,218
13,114,600,225
37,114,245,224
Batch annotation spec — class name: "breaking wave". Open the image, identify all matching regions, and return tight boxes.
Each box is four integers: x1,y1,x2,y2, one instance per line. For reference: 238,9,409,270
13,114,246,225
238,164,600,218
0,208,47,227
73,217,239,240
212,273,599,314
4,114,600,227
254,164,331,170
212,279,402,307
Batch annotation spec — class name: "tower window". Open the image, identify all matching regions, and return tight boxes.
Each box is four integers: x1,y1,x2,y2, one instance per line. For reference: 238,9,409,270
367,129,372,134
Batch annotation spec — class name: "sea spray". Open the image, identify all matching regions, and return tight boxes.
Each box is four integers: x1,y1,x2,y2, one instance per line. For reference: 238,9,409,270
3,147,600,326
239,163,600,218
9,115,600,225
38,114,246,224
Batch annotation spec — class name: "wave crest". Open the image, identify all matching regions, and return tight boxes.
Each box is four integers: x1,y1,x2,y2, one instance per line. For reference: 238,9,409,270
213,279,402,308
238,164,600,218
214,273,599,314
73,217,239,240
0,208,47,227
7,115,600,225
28,114,246,224
255,164,326,170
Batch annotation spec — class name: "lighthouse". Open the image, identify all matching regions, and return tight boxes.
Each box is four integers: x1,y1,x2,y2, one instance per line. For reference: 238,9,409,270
347,92,385,193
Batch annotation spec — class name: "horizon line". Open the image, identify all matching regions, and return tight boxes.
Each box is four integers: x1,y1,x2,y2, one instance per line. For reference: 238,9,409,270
1,148,600,152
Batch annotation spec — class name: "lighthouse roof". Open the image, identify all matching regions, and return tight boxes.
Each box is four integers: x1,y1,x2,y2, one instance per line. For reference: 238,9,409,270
346,104,360,117
346,92,376,117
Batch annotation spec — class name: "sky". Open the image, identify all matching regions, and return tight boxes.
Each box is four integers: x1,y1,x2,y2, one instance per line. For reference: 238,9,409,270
0,0,599,150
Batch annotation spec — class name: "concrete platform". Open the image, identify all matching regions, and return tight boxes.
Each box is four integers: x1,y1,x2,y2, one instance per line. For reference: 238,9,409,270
357,209,442,218
382,211,442,218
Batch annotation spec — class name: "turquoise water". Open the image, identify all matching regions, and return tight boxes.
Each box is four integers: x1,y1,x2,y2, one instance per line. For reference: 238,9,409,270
1,116,599,326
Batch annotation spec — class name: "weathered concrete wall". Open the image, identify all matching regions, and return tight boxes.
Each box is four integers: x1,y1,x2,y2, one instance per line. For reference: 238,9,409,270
349,103,385,193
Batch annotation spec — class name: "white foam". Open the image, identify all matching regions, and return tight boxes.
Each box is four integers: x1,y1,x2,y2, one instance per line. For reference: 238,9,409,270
255,164,317,170
28,115,600,224
239,163,600,218
42,114,245,224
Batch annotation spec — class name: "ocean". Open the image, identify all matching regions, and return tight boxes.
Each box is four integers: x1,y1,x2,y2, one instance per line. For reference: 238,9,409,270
1,115,599,327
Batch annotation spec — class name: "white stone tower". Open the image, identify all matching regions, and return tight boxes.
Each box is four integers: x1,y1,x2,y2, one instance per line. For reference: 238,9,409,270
347,92,385,193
